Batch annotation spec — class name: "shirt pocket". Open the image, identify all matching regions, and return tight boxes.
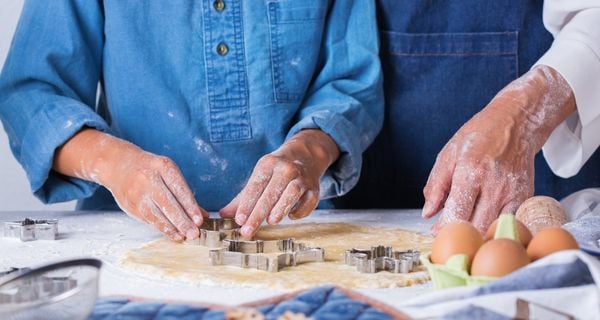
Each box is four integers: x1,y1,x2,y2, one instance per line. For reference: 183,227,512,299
380,31,519,140
381,31,519,110
267,0,328,104
367,31,519,205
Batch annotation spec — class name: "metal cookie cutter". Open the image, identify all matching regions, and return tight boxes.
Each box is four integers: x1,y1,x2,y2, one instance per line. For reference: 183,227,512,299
185,218,241,247
0,268,77,304
344,246,421,274
208,247,325,272
223,238,309,254
3,218,58,241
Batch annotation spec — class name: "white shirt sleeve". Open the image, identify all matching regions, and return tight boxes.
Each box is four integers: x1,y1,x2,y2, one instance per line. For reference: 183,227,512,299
536,1,600,178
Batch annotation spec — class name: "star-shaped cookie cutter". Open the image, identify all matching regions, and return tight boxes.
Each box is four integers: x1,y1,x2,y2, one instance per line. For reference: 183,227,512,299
185,218,241,247
3,218,58,242
185,218,326,272
223,238,309,254
208,246,325,272
344,246,421,274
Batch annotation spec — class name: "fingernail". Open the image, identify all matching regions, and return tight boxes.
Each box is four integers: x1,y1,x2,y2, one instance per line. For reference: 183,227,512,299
186,229,198,240
236,215,247,225
241,225,253,236
193,215,202,225
173,233,184,242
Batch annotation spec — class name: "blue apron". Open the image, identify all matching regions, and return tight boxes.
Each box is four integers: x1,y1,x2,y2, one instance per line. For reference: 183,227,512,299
334,0,600,209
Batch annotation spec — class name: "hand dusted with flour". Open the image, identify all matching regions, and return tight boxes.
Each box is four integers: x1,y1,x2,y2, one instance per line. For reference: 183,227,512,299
220,130,340,237
53,129,208,241
423,65,576,234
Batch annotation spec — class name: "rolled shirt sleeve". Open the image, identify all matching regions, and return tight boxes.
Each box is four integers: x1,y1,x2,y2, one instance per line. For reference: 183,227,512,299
536,1,600,178
0,0,109,203
286,0,384,199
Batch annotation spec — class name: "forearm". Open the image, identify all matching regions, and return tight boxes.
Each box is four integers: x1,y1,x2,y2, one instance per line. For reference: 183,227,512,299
489,65,576,152
277,129,341,175
52,128,136,186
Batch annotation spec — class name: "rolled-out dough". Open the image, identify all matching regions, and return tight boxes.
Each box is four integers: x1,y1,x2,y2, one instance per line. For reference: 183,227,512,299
120,222,433,289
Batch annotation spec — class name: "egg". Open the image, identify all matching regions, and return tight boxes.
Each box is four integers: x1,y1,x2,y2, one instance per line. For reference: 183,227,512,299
485,217,533,246
470,239,530,277
516,196,567,236
526,227,579,261
431,221,484,267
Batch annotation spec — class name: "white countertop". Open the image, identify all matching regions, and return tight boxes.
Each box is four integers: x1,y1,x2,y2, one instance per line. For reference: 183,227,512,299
0,209,435,307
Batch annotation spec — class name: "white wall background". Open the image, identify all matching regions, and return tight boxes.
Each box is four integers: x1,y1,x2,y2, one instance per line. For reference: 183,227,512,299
0,0,75,210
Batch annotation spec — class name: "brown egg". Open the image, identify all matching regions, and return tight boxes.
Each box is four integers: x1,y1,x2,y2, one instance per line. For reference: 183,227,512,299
516,196,567,236
471,239,530,277
527,227,579,261
431,221,484,267
485,218,533,246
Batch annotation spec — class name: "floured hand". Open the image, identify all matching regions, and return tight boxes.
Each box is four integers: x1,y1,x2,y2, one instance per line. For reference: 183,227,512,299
220,129,340,238
53,129,208,241
422,65,576,234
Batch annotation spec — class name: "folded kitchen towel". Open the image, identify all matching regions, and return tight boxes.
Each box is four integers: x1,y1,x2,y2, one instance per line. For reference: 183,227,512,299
397,250,600,319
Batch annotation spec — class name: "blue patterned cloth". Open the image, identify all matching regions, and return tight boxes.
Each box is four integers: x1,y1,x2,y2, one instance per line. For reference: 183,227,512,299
88,287,393,320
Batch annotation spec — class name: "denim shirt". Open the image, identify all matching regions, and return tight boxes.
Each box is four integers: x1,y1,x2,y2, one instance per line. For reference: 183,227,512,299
0,0,383,210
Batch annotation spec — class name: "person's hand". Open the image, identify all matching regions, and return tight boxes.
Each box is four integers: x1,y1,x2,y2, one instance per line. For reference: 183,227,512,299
220,129,340,238
54,130,208,241
422,65,576,234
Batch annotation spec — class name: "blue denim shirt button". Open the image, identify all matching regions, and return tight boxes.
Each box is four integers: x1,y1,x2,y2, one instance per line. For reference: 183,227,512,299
216,42,228,56
213,0,225,12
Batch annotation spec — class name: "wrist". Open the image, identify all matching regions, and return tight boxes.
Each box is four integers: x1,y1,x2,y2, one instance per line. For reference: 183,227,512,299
92,134,142,187
57,129,140,187
489,65,576,151
278,129,340,174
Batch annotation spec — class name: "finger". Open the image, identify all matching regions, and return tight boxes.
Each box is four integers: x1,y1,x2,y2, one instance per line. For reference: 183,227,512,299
240,173,290,237
432,177,479,234
470,191,501,235
288,190,319,220
161,165,208,226
430,213,445,236
422,151,455,219
152,180,199,240
268,180,305,225
219,194,240,218
500,199,523,215
234,167,273,226
139,196,184,242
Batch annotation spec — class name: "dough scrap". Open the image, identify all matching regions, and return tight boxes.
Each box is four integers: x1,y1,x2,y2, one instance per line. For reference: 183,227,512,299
120,222,432,289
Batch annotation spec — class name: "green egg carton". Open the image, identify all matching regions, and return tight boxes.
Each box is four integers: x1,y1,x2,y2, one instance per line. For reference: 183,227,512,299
422,214,520,290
